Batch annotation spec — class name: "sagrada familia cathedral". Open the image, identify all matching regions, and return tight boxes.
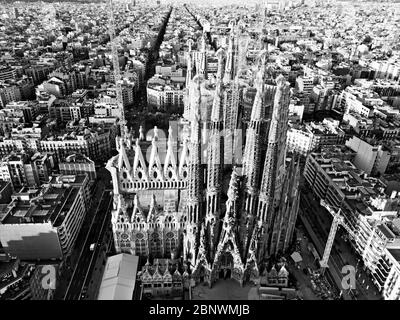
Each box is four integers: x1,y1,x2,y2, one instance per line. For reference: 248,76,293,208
106,26,300,287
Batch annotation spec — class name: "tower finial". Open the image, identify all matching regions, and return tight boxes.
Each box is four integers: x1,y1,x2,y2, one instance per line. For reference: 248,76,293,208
139,125,144,140
215,48,226,82
168,126,173,141
187,38,194,52
153,126,158,140
276,74,286,87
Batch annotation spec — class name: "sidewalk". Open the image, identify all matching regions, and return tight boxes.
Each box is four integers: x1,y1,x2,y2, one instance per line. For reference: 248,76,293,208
53,181,105,299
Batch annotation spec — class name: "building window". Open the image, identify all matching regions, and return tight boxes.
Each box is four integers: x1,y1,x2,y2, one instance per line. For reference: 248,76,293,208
135,237,146,256
151,233,162,257
165,233,176,256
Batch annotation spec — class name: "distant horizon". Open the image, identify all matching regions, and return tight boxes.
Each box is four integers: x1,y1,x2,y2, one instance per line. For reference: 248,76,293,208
4,0,399,4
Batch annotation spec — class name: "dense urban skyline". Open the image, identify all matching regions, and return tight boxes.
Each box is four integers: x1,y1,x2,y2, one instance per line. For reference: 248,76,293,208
0,0,399,303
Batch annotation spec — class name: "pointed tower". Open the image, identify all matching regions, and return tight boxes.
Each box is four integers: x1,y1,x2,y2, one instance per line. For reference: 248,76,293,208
184,39,194,120
269,155,300,256
148,137,164,182
240,52,268,247
147,194,158,223
236,20,249,76
212,169,245,286
132,138,148,181
164,126,178,181
117,138,131,173
223,21,243,166
205,48,225,258
131,194,145,224
178,133,190,182
184,74,204,264
244,224,260,284
192,222,212,286
257,74,290,260
197,32,208,79
186,39,194,88
223,20,236,84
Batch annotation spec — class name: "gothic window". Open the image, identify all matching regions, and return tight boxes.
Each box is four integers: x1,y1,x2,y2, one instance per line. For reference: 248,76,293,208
151,233,162,257
121,233,129,241
165,232,176,256
135,233,146,256
121,239,131,248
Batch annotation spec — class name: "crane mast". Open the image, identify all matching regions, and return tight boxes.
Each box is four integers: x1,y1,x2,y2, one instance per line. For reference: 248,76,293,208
108,0,126,141
319,200,355,273
319,199,387,275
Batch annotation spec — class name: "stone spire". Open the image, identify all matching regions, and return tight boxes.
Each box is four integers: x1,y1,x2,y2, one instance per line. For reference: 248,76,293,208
258,75,290,224
184,74,204,264
187,74,203,220
184,39,195,120
241,51,268,211
147,194,158,223
206,48,225,257
212,169,245,285
197,32,208,79
117,138,131,172
223,20,236,84
215,47,225,83
164,126,178,180
225,168,240,220
185,39,194,88
148,137,163,182
257,74,290,260
269,155,300,256
133,138,148,180
131,194,145,224
240,50,269,257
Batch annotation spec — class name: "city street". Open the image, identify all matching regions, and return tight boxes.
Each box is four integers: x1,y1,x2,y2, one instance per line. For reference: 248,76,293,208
53,178,105,299
285,226,323,300
63,191,113,300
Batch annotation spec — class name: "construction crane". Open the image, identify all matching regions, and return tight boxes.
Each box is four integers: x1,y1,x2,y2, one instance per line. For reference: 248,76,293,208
319,200,386,274
319,200,356,273
108,0,126,142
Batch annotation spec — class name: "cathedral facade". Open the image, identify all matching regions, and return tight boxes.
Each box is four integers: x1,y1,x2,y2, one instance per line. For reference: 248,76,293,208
106,28,300,287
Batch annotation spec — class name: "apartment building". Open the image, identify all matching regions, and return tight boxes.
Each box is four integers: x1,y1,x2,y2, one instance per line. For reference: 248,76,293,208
0,66,17,82
0,175,89,260
0,138,29,158
0,101,39,124
304,148,400,299
147,79,185,112
59,153,97,181
346,136,391,176
0,82,22,108
0,152,56,189
49,98,94,125
39,127,112,163
286,119,346,156
295,75,315,95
